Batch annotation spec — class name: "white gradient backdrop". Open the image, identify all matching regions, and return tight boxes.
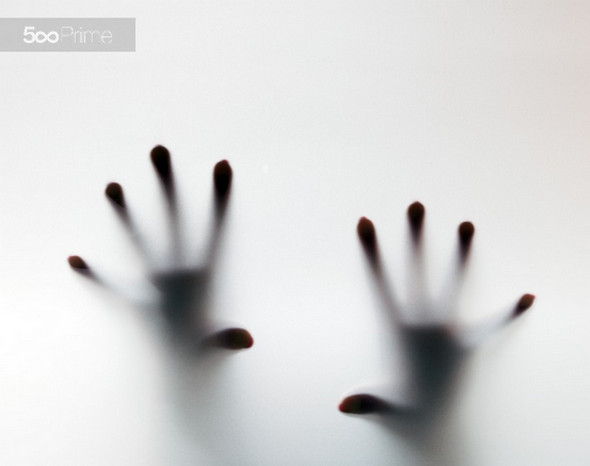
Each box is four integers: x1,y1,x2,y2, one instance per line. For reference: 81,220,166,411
1,1,589,465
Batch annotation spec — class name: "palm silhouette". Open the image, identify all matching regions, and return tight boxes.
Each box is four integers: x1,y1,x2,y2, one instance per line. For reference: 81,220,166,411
68,145,253,351
339,202,534,430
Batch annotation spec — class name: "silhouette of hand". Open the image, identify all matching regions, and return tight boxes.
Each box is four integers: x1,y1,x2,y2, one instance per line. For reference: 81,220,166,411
68,146,253,351
339,202,533,422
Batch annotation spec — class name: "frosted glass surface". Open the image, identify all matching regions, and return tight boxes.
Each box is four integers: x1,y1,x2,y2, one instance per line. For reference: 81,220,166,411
1,2,589,465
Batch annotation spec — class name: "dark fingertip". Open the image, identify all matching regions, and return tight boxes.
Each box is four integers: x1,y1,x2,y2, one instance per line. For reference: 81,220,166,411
357,217,376,249
150,145,171,179
357,217,378,261
339,394,385,414
407,201,425,235
514,293,535,316
68,255,88,270
214,160,233,198
458,221,475,247
213,327,254,350
105,182,125,208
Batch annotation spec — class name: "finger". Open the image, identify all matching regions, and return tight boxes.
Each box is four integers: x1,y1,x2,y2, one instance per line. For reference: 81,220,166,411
204,327,254,350
105,182,125,209
150,145,182,263
105,182,152,267
213,159,233,218
357,216,401,323
357,216,378,265
68,255,89,271
67,255,139,305
460,293,535,348
407,201,425,244
150,145,173,192
513,293,535,317
458,221,475,263
406,202,428,315
205,160,234,267
439,221,476,317
339,394,393,415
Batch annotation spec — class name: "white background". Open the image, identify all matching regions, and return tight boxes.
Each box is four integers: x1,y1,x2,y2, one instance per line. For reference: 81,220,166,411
1,1,589,464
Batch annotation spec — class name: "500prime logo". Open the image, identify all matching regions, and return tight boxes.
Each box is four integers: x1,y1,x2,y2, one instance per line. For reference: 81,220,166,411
23,25,113,45
0,18,134,52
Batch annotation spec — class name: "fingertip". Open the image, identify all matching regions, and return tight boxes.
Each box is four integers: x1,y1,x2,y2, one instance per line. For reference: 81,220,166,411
339,394,384,415
150,145,172,179
514,293,535,316
407,201,425,231
68,255,88,270
212,327,253,350
105,182,125,208
214,160,233,198
357,217,376,246
458,221,475,246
